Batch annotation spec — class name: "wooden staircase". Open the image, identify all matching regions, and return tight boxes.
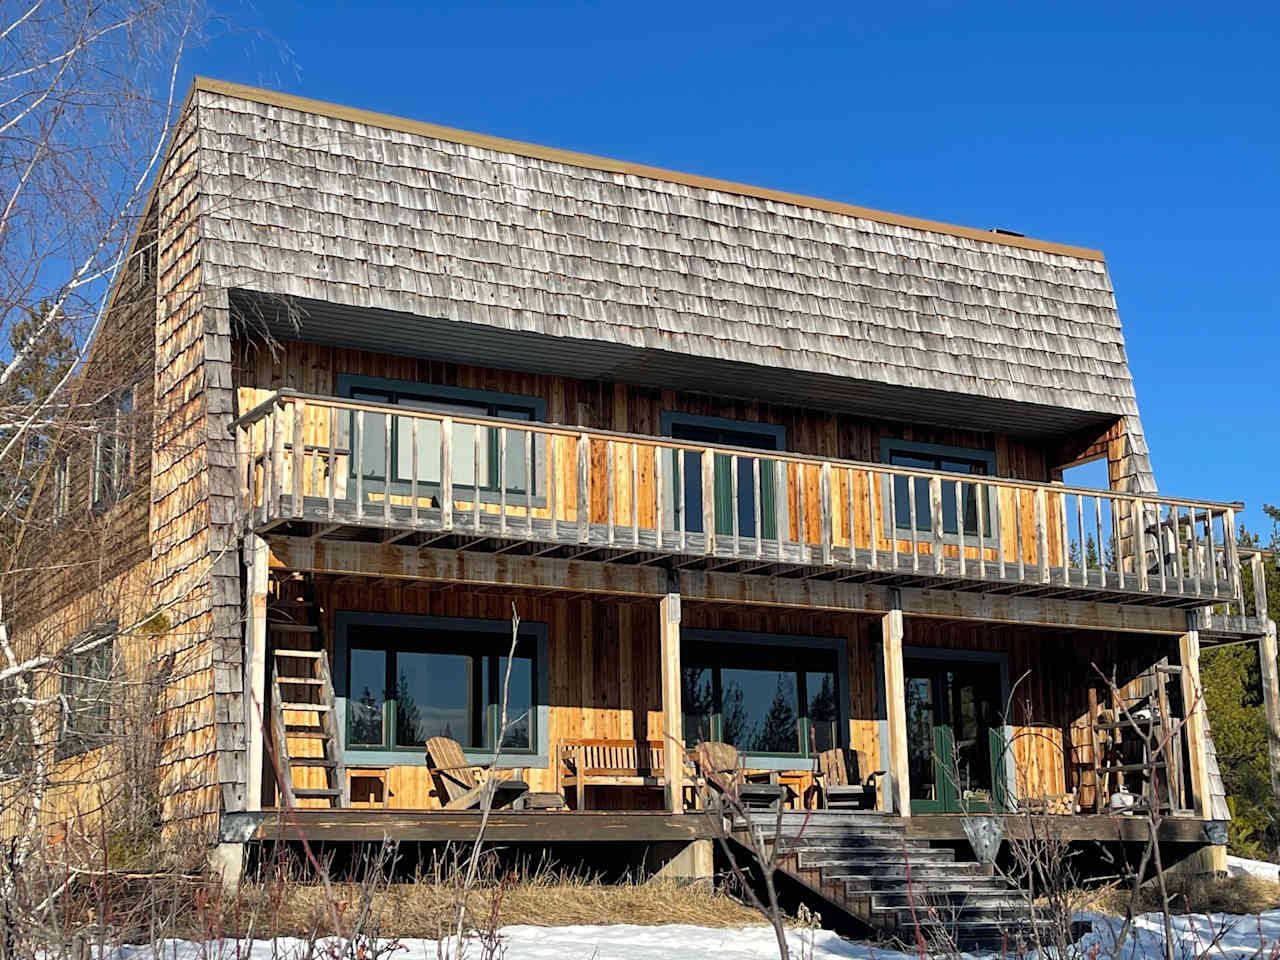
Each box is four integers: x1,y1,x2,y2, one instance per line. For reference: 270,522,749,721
268,582,346,808
740,813,1053,951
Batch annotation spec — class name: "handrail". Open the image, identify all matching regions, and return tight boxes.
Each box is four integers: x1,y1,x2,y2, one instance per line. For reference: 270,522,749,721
229,390,1247,606
228,390,1245,513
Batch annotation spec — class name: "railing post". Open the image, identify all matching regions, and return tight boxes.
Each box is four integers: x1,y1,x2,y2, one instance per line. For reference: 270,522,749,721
660,590,684,813
291,398,305,519
1253,551,1270,621
440,417,453,531
882,591,910,816
1225,506,1241,605
701,447,716,555
929,475,944,575
577,432,590,545
1034,487,1049,584
820,462,833,566
271,400,285,523
1134,497,1148,592
1179,613,1212,819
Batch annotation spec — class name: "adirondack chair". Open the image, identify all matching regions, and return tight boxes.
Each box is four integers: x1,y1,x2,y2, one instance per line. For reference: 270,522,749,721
692,741,788,810
424,736,530,810
813,746,883,810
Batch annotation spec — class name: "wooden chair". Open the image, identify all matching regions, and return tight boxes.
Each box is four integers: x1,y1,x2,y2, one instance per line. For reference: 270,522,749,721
424,736,530,810
692,741,788,810
813,746,883,810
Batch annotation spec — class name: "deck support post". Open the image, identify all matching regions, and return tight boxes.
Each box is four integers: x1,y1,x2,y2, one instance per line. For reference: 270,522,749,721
243,534,269,811
660,589,685,813
1259,620,1280,804
882,591,910,817
1178,613,1212,819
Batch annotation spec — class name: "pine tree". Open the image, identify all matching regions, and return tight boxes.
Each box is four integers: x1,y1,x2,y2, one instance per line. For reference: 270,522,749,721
754,675,798,752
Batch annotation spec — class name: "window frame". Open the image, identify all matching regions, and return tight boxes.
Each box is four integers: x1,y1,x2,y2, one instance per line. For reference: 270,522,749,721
878,438,998,541
91,386,135,513
333,611,549,768
336,374,547,505
57,623,116,759
52,455,71,522
680,629,849,767
660,411,786,539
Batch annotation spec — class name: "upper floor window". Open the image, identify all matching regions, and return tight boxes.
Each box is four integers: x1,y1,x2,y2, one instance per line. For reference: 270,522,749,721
58,623,116,758
336,375,545,497
52,455,70,521
881,439,996,537
91,386,134,511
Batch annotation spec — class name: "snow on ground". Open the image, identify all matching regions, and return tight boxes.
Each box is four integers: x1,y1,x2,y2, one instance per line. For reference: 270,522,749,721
1228,855,1280,882
119,912,1280,960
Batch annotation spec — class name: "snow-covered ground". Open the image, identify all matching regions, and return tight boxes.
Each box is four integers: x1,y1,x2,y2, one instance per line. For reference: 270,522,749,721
1228,855,1280,882
120,912,1280,960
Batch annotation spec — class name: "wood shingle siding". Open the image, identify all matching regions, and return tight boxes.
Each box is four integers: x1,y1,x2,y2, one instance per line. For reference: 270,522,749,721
190,80,1154,494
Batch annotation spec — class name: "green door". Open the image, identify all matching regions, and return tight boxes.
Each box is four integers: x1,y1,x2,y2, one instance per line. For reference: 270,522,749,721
903,659,1005,813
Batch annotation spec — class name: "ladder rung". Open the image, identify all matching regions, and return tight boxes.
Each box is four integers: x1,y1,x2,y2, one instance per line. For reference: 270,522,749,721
1098,762,1166,773
290,757,338,768
273,649,323,658
283,729,328,738
280,702,331,712
277,676,323,685
293,787,341,798
270,623,319,633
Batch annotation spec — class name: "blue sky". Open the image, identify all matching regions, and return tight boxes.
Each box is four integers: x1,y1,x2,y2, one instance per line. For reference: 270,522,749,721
194,0,1279,532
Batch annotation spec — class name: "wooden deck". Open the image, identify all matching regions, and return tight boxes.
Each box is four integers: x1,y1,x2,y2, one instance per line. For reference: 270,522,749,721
241,808,1215,847
232,391,1256,612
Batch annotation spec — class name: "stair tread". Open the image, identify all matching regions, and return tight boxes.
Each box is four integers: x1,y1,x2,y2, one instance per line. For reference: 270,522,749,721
270,623,319,633
277,676,323,685
289,757,338,767
274,649,323,658
294,787,341,798
279,701,332,712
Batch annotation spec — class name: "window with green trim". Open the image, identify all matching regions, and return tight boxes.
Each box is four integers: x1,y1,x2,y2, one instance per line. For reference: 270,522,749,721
681,639,838,757
883,440,996,537
664,415,783,539
58,624,115,758
341,378,543,497
345,624,535,753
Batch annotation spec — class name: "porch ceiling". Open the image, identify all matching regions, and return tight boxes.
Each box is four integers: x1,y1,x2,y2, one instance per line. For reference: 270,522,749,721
232,290,1117,442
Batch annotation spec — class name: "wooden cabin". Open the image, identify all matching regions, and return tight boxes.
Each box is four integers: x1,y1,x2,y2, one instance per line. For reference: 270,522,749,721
7,78,1278,905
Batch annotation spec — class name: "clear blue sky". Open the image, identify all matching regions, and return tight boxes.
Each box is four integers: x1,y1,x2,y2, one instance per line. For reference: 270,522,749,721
193,0,1279,533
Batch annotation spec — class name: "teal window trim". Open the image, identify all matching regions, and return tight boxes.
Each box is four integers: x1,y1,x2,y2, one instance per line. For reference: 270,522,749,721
879,438,998,540
333,611,549,769
681,628,848,766
336,374,547,505
56,623,117,759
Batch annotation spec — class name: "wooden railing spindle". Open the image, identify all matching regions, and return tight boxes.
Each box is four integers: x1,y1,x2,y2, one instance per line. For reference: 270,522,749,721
731,454,740,552
527,430,535,539
926,474,941,575
867,468,878,570
410,409,419,527
754,458,763,558
1034,487,1048,584
974,481,985,579
577,432,590,545
605,439,614,546
955,479,966,578
383,411,392,527
821,462,833,566
1134,497,1149,592
702,447,715,555
908,474,920,573
326,414,337,521
440,417,452,530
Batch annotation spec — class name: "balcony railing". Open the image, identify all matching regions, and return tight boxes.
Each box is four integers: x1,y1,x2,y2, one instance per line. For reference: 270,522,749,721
231,391,1245,606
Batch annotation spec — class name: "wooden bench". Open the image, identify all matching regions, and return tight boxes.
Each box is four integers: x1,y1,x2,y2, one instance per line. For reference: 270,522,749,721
556,738,671,810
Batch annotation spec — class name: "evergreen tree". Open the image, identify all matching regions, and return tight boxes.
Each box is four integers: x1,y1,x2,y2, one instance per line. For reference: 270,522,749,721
754,674,798,752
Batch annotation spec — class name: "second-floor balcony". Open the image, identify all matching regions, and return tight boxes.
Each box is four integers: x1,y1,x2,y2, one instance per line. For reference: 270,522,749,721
232,391,1246,608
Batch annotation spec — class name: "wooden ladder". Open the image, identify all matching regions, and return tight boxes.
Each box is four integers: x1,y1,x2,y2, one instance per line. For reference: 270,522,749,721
270,624,346,808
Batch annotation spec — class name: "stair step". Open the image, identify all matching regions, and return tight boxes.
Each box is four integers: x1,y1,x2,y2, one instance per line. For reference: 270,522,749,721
843,875,1006,894
283,729,329,739
277,676,323,686
274,648,323,658
279,702,332,712
289,757,338,768
293,787,341,799
270,623,319,633
797,848,956,869
871,888,1021,909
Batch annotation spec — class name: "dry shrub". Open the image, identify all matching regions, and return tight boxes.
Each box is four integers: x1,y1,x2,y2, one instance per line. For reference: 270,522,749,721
226,855,761,938
1086,873,1280,917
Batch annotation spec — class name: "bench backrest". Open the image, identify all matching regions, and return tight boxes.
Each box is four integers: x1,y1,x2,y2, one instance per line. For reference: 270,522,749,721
558,738,666,775
817,747,849,787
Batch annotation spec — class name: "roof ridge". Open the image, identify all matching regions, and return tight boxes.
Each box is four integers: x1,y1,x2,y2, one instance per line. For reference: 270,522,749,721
191,76,1105,263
